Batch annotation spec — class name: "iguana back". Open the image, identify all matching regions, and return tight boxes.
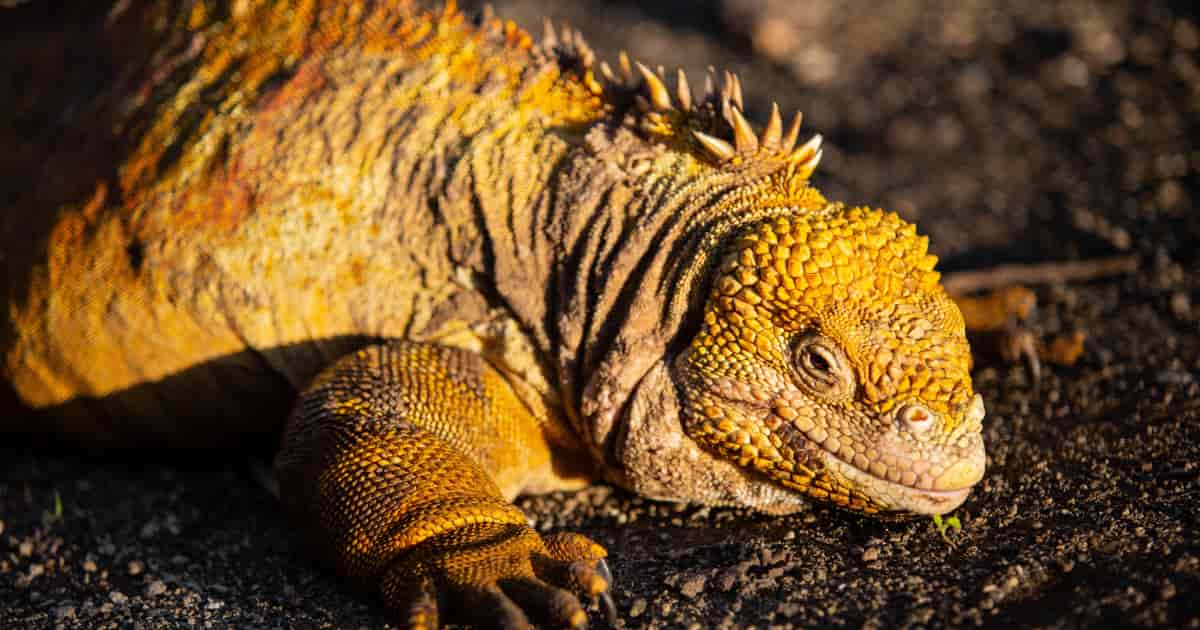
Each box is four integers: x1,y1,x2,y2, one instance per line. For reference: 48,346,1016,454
5,1,604,446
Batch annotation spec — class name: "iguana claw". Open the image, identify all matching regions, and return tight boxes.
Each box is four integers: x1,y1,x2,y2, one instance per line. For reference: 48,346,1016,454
594,558,618,626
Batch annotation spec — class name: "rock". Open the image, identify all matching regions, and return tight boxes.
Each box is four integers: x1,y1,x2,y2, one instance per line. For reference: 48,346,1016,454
680,575,707,598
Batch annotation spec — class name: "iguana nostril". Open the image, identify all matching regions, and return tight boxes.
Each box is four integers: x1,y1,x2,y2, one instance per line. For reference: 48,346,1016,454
897,403,935,433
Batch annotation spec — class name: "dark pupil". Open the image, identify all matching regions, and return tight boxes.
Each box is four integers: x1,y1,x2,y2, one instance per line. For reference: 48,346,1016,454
807,349,830,372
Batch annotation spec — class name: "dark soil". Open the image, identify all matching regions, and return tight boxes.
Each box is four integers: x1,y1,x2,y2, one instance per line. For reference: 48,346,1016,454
3,0,1199,628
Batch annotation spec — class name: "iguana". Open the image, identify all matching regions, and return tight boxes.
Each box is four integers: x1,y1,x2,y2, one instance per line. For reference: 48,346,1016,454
2,1,998,627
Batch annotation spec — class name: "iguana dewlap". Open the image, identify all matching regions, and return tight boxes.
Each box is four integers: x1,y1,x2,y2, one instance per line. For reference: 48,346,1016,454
1,2,986,627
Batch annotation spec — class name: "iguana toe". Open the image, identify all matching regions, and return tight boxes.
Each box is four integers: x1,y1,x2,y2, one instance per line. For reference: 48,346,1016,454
381,523,605,629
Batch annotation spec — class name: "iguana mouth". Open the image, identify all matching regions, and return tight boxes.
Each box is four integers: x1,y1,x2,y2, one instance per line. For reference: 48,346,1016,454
784,393,986,514
822,451,977,514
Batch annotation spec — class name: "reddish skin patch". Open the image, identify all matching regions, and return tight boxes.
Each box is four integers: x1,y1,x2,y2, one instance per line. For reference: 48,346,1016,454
257,59,329,126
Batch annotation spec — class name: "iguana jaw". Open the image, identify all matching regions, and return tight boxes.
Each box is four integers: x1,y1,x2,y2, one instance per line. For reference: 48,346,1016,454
822,453,975,516
674,366,986,516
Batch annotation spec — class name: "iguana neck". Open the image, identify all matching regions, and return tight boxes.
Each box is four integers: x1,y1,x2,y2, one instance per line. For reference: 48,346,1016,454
466,112,812,469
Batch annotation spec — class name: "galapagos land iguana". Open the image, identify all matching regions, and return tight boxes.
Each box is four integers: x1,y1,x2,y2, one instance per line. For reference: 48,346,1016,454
1,2,1000,627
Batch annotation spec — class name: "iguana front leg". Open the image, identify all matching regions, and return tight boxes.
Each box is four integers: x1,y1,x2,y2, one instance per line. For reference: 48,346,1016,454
274,342,610,628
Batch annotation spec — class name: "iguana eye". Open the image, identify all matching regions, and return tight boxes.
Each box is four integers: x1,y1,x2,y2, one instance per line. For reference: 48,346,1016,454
802,346,834,374
792,335,853,398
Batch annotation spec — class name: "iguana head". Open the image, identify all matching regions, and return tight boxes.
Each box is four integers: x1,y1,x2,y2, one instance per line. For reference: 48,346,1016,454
566,58,985,515
675,204,986,516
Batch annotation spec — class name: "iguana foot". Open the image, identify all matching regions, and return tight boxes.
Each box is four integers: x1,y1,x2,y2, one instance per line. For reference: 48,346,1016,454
952,286,1043,381
953,286,1093,383
382,523,611,629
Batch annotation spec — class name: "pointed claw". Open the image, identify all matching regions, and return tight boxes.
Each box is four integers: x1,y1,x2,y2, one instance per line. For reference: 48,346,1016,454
594,559,618,627
599,590,618,627
997,328,1041,386
594,557,613,586
1018,332,1042,387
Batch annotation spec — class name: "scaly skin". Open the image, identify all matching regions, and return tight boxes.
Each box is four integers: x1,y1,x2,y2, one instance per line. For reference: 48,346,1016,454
2,1,986,626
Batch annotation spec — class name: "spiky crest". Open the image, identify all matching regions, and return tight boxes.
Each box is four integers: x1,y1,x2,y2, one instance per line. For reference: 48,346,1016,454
525,10,823,184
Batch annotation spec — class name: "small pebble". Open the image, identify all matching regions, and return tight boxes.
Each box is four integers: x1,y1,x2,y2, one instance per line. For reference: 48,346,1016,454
128,560,145,576
146,580,168,597
109,591,128,605
82,559,97,573
680,575,706,598
629,598,647,617
862,547,880,562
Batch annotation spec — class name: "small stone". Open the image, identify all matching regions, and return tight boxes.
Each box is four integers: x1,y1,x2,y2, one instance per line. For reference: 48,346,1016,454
862,547,880,562
82,559,97,573
109,591,128,605
140,521,160,539
52,605,76,620
27,563,44,578
0,519,5,536
680,575,707,598
629,598,647,617
146,580,168,597
18,539,33,557
1171,292,1191,319
127,560,145,576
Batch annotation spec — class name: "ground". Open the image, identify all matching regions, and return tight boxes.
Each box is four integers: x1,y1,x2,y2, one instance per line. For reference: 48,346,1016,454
2,0,1199,627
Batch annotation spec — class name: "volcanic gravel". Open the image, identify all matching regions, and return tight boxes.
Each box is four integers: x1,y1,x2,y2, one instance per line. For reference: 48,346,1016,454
2,0,1199,628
